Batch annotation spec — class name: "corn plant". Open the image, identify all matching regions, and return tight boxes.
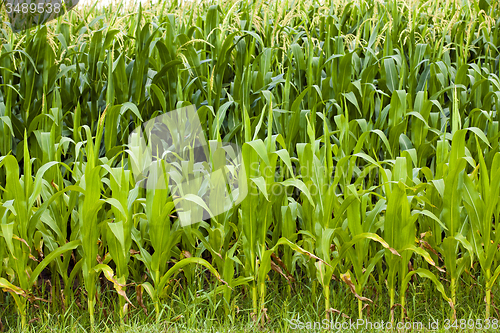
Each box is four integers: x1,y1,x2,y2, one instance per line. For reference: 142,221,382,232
0,140,79,328
463,145,500,318
0,0,499,328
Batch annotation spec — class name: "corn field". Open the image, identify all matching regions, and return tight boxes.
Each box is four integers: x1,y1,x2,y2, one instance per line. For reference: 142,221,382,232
0,0,499,330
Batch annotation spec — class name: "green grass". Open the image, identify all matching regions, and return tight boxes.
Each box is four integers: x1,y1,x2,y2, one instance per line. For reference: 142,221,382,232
1,273,499,332
0,0,500,331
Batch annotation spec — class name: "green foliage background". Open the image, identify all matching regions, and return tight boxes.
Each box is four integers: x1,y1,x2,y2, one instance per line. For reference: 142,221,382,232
0,0,499,330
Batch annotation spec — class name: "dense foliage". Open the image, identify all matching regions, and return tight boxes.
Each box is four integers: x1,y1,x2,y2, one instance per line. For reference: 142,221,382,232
0,0,499,330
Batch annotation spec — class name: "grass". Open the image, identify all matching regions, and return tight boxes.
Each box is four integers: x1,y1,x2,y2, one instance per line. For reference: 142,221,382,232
0,0,500,331
1,274,499,332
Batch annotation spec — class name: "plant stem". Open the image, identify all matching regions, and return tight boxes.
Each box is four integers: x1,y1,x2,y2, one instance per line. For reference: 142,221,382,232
324,284,330,320
486,269,491,319
359,299,363,319
88,298,95,330
451,277,456,306
401,290,405,321
252,282,258,320
390,287,395,324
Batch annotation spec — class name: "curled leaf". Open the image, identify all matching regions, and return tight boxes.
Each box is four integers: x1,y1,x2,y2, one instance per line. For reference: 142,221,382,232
136,285,147,315
326,308,350,319
13,235,31,250
115,285,136,308
341,271,373,303
0,278,27,297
